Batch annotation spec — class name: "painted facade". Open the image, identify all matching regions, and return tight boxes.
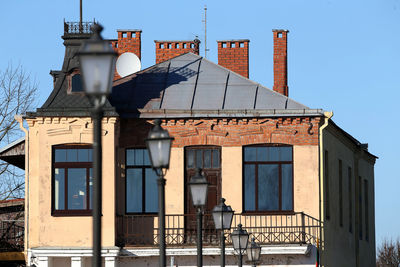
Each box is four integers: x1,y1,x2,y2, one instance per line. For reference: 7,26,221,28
0,22,377,267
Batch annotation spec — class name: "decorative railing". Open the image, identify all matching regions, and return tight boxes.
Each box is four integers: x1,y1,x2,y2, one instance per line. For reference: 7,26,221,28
64,21,94,35
116,212,320,247
0,220,24,252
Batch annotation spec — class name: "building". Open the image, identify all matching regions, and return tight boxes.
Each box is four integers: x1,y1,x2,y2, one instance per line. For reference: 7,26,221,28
0,21,376,267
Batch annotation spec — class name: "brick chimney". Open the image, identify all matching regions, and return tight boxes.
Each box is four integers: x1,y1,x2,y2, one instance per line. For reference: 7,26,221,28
110,29,142,80
273,29,289,96
155,39,200,64
217,39,249,78
111,29,142,58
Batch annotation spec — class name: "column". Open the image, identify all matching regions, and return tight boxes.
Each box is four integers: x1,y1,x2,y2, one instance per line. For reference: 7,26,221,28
71,257,83,267
37,256,50,267
105,256,117,267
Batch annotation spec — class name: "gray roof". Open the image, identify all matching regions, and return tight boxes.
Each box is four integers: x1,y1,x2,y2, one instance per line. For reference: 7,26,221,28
110,53,321,118
29,49,322,118
28,34,117,117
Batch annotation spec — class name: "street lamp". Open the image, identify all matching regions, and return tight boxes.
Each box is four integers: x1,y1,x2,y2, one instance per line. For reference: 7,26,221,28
145,119,174,267
231,224,249,267
212,198,234,267
77,23,117,267
247,237,261,267
188,168,208,267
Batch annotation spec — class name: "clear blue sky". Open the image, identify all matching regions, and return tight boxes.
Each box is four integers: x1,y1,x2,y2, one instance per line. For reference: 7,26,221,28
1,0,398,248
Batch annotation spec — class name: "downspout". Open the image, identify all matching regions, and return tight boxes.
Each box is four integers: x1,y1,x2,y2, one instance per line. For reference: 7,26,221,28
318,111,333,267
15,115,29,265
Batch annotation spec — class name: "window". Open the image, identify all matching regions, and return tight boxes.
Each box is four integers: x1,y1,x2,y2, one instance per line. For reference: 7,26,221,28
243,145,293,212
358,176,363,240
126,148,158,213
71,74,83,92
325,150,330,220
186,147,220,170
364,179,369,241
348,167,353,233
52,145,93,215
339,159,343,227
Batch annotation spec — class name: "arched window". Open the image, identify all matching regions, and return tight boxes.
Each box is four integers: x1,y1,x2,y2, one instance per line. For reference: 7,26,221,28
52,144,93,215
243,144,293,212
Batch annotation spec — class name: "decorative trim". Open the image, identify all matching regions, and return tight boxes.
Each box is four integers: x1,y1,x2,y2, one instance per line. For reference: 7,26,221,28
28,244,312,258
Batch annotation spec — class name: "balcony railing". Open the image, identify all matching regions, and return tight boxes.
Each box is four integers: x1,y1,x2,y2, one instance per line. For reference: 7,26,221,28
64,21,94,35
0,220,24,252
116,212,320,247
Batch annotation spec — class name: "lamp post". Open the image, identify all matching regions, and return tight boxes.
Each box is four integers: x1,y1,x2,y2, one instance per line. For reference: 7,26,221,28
188,168,208,267
231,224,249,267
145,119,174,267
247,237,261,267
77,24,117,267
212,198,234,267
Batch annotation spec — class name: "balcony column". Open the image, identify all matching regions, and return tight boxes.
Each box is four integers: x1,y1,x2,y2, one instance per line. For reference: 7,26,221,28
71,257,83,267
37,256,51,267
105,256,117,267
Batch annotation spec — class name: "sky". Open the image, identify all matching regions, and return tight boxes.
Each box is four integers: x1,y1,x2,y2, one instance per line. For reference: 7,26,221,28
1,0,399,248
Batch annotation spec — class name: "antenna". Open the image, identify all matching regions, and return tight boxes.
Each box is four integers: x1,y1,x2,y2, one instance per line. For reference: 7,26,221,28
202,5,209,58
79,0,83,32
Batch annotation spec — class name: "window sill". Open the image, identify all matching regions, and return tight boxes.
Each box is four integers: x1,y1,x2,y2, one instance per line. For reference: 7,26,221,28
52,210,93,217
241,210,296,216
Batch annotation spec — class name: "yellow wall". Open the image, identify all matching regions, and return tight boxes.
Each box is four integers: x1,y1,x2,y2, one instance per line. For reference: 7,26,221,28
221,146,319,216
165,147,184,214
293,146,320,218
26,117,321,249
26,117,117,248
322,125,376,267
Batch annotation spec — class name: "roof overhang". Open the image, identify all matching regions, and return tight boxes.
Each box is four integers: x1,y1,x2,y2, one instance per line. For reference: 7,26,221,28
136,108,326,119
0,137,25,170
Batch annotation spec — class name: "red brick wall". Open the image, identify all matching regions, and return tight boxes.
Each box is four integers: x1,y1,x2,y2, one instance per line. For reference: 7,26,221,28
119,117,322,148
217,40,249,78
155,40,200,64
112,30,142,59
273,30,289,96
110,30,142,80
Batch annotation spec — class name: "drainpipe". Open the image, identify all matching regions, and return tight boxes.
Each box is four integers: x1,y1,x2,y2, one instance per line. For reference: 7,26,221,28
318,111,333,267
15,115,29,265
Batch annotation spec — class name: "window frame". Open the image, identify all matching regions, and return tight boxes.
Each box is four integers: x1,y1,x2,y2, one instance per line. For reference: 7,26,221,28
51,144,93,216
364,179,369,242
67,69,84,95
348,166,353,233
125,148,158,215
242,144,294,214
339,159,343,227
184,145,221,171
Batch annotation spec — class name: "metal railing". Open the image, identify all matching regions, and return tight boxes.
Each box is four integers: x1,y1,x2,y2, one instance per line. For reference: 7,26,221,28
116,212,320,247
0,220,24,252
64,21,94,35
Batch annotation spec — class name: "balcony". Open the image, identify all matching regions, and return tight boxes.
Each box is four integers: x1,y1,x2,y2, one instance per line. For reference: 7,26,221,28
116,212,320,248
0,220,24,252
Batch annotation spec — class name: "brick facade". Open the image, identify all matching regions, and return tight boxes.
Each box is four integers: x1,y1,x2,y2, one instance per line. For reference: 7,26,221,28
155,39,200,64
119,117,321,148
217,40,249,78
273,30,289,96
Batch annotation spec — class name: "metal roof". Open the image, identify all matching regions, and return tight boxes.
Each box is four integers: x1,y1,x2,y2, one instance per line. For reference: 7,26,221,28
110,53,315,118
29,50,320,119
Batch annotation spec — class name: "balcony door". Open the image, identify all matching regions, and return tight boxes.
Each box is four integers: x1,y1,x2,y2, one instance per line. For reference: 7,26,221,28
185,146,221,243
